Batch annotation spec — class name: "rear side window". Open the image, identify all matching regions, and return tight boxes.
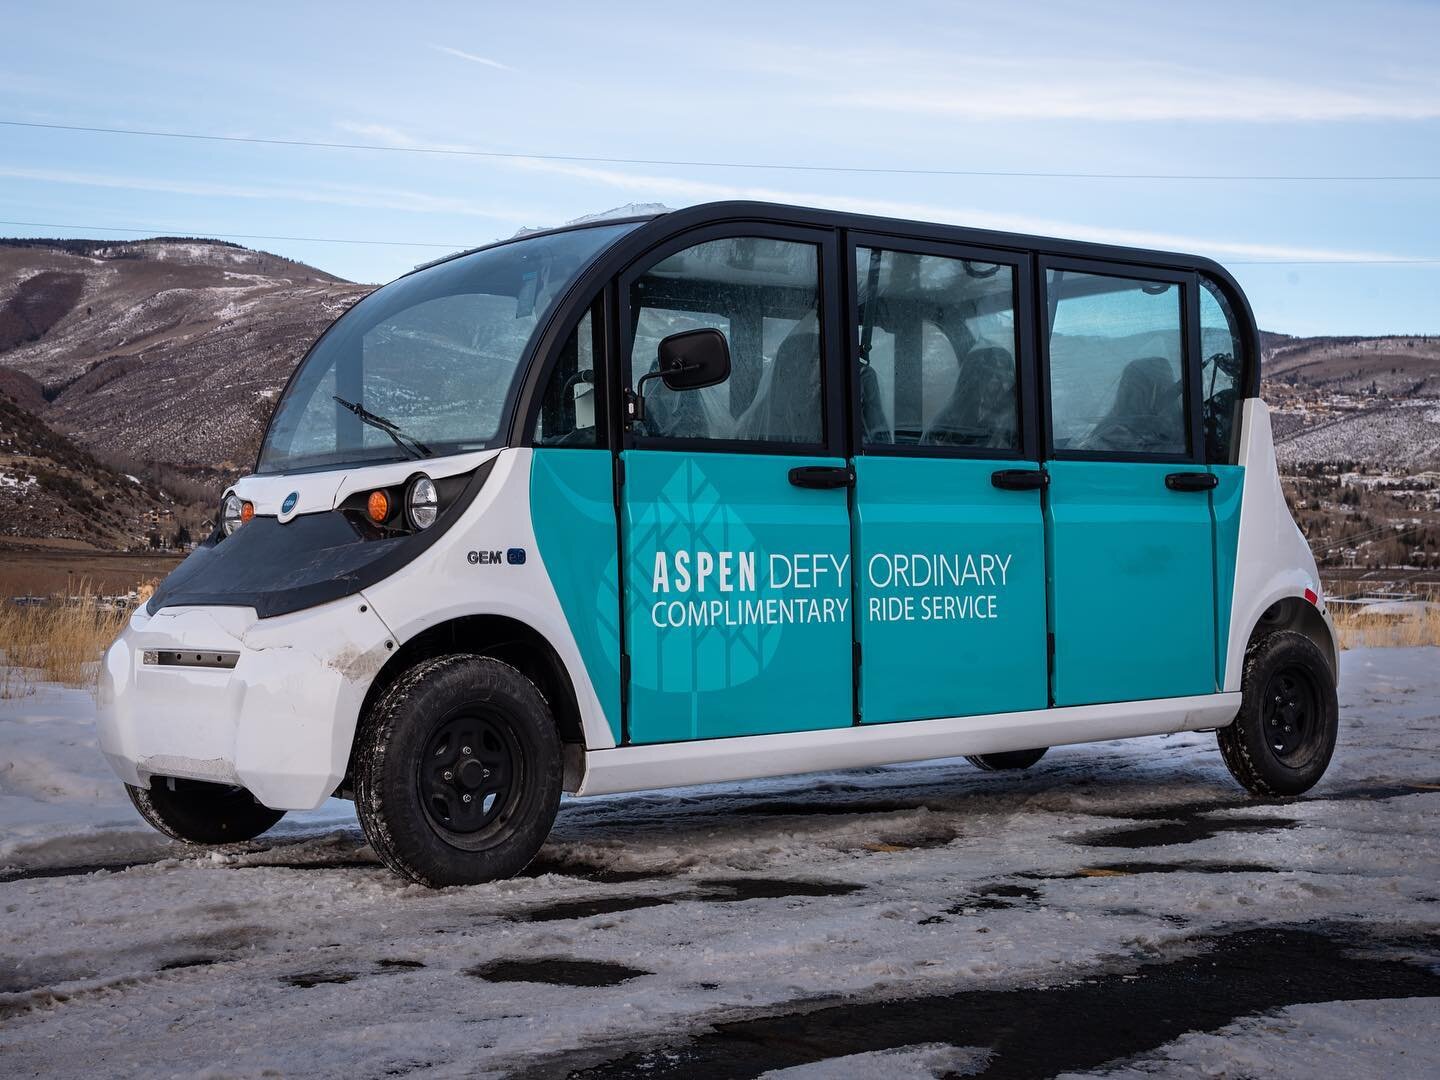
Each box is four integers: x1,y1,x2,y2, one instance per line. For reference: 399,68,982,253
854,247,1021,450
1046,270,1186,456
1199,276,1244,463
628,236,823,446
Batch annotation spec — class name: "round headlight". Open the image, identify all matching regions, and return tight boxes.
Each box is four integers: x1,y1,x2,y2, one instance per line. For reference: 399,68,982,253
406,475,438,530
221,492,244,536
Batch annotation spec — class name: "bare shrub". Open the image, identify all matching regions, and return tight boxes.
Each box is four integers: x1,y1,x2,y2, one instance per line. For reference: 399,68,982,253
0,582,131,695
1332,603,1440,650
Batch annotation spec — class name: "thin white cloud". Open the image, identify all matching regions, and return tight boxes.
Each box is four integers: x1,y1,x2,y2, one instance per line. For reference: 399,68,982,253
430,44,513,72
334,122,475,154
830,76,1440,123
0,164,519,219
739,42,1440,122
503,156,1414,264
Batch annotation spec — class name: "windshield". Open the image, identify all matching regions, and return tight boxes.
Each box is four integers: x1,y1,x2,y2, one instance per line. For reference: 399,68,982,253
257,222,640,474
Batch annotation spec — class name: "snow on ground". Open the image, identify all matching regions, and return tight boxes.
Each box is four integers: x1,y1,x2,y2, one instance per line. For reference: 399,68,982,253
0,649,1436,1078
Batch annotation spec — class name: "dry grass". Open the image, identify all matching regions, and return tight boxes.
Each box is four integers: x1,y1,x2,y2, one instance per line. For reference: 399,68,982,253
0,581,137,697
1332,602,1440,650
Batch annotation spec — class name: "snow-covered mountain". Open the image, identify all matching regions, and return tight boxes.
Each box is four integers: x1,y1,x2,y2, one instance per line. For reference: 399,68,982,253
0,212,676,475
0,237,371,472
1264,333,1440,469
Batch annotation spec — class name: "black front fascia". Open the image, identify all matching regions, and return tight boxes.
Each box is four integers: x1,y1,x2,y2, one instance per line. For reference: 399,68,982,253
147,457,496,619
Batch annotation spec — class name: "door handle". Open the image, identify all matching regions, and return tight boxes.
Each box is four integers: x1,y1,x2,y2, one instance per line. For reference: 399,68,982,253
991,468,1048,491
788,465,855,490
1165,471,1219,492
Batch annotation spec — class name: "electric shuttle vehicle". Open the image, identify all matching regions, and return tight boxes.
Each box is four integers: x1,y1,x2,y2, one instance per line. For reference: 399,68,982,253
98,201,1340,886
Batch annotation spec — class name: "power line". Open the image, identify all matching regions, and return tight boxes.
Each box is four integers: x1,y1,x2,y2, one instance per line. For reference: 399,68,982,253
5,118,1440,183
1230,258,1440,265
1314,518,1434,554
0,219,459,249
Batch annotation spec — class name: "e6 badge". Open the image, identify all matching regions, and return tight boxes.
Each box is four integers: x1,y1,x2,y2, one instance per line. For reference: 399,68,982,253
467,548,527,566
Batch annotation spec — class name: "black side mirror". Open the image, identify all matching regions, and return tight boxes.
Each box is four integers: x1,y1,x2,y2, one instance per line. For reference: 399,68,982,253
627,329,731,424
658,328,730,390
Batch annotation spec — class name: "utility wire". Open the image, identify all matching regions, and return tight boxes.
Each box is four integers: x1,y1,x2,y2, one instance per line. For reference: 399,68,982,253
1314,518,1432,553
1231,258,1440,265
1229,258,1440,265
4,118,1440,182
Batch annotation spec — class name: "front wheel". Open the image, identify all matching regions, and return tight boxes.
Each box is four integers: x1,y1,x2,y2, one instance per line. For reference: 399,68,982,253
354,654,563,887
1218,630,1338,797
126,777,285,844
966,747,1048,772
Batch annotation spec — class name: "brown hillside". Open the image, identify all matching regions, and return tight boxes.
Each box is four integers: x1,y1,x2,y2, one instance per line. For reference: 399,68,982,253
0,389,190,550
0,237,373,470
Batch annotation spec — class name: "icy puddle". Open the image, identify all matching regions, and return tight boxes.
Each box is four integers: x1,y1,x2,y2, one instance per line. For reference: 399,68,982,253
469,957,651,988
1,646,1438,1077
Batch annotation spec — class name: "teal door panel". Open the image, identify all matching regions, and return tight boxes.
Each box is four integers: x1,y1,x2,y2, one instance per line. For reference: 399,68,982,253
530,449,623,743
622,449,854,743
853,457,1048,723
1046,460,1218,706
1209,464,1245,687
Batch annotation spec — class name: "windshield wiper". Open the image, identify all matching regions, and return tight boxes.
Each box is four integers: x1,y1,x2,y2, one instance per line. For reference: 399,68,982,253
332,396,433,460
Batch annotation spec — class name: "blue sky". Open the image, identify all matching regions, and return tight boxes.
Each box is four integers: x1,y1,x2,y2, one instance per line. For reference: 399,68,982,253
2,0,1438,335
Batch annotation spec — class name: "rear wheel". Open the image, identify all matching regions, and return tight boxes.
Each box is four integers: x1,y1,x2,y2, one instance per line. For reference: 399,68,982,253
354,654,562,887
966,747,1048,772
1218,630,1338,797
126,777,285,844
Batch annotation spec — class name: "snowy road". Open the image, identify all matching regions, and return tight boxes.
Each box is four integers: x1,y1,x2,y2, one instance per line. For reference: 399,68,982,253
2,648,1438,1079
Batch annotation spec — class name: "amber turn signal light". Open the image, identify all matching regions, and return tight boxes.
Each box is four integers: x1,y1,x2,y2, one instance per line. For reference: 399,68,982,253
366,489,390,523
240,500,255,523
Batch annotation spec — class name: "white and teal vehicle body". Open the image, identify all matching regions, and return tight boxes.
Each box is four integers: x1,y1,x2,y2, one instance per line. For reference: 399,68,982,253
98,202,1340,885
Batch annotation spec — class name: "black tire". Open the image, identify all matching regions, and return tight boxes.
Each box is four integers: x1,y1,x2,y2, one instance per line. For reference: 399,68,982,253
354,654,563,887
1218,630,1338,797
125,777,285,844
966,747,1048,772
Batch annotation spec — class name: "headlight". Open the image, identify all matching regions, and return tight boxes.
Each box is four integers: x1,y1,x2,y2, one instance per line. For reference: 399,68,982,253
406,475,438,530
221,492,253,536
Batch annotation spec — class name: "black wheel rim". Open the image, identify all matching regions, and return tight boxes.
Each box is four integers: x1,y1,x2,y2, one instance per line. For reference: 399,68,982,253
418,708,523,849
1261,664,1321,768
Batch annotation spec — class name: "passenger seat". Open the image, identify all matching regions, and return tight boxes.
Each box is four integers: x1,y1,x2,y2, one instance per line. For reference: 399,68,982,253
1082,355,1183,452
858,361,893,444
739,331,822,443
920,345,1017,448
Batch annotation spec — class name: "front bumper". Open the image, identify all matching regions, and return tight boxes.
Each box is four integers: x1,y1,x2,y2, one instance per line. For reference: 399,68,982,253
97,595,395,810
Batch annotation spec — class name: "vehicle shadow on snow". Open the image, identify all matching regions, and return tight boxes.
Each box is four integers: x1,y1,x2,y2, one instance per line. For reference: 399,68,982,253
512,923,1440,1080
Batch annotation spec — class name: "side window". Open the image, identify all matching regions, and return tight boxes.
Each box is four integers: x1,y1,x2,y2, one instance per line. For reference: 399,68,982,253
629,236,823,445
535,306,600,447
855,247,1021,449
1199,276,1244,463
1046,270,1186,456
